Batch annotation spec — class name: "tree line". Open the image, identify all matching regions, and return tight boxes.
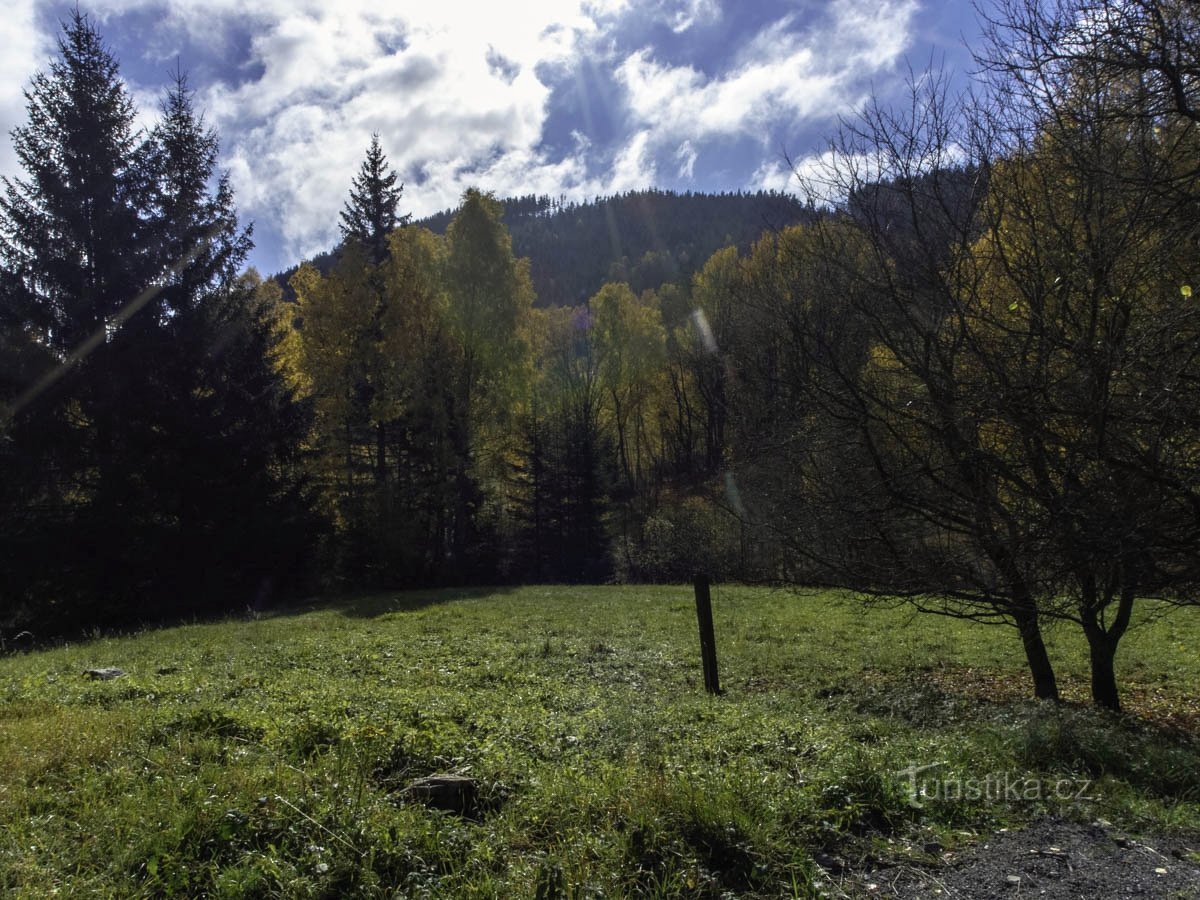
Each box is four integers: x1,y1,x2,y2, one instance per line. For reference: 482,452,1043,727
290,188,817,308
3,2,1198,713
281,162,746,587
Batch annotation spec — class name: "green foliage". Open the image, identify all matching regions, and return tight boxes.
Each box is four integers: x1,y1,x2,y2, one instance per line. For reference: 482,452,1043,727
288,189,540,585
626,495,745,583
516,306,617,582
444,187,535,424
417,189,817,308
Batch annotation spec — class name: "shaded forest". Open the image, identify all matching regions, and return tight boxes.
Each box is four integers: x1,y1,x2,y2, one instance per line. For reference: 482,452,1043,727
287,189,817,307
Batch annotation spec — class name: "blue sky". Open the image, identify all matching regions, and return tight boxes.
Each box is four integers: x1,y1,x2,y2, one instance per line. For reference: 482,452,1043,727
1,1,985,275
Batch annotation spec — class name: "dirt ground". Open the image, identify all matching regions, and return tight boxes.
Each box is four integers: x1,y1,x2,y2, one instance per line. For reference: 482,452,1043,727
830,817,1200,899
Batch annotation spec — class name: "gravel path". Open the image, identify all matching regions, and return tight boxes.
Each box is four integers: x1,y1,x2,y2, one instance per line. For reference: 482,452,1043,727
838,817,1200,898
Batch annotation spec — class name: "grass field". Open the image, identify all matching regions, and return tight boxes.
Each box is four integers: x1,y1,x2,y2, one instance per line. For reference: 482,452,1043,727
0,585,1197,898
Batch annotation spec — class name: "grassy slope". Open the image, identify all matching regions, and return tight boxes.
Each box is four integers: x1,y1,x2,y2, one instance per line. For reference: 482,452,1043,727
0,585,1196,898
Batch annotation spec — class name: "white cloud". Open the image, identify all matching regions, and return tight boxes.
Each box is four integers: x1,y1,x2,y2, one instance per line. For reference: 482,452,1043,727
0,0,925,269
754,148,884,207
752,159,795,194
608,130,655,193
675,140,697,180
668,0,720,34
0,1,51,177
78,0,612,262
616,0,917,147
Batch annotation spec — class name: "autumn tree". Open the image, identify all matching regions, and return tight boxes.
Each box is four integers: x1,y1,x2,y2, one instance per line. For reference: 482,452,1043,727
726,0,1200,709
590,282,667,495
959,0,1200,709
720,68,1068,699
516,305,616,580
290,138,420,582
290,188,536,583
290,245,386,574
684,247,743,475
374,225,459,578
442,189,535,569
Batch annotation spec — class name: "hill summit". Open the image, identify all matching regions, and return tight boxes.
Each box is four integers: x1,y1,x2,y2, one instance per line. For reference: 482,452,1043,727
284,189,815,305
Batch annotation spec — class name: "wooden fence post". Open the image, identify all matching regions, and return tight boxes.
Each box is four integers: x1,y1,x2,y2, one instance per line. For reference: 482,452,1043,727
693,574,721,694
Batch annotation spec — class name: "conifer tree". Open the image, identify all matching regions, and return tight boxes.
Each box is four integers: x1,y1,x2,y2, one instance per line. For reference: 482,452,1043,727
134,71,318,615
339,134,408,265
0,14,318,629
144,70,252,318
0,10,150,624
0,10,148,354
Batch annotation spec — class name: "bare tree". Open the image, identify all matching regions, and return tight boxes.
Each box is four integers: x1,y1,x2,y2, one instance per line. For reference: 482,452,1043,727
730,0,1200,709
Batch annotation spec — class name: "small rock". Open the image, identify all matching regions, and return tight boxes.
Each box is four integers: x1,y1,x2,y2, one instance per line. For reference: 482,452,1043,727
83,667,125,680
401,774,478,815
1155,867,1169,875
1006,875,1021,886
813,851,846,874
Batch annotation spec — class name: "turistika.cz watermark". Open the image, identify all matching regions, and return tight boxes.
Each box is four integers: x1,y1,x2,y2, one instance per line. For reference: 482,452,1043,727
896,763,1096,809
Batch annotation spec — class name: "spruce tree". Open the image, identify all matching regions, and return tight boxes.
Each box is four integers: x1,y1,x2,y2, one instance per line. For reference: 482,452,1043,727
0,10,150,352
339,134,408,265
144,69,252,318
0,15,318,629
0,10,150,625
135,71,318,616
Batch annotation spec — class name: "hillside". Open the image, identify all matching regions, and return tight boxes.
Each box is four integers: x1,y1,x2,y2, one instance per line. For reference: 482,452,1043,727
283,189,816,305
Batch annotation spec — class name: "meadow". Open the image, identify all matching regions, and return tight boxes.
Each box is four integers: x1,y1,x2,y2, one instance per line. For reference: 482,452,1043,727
0,585,1196,898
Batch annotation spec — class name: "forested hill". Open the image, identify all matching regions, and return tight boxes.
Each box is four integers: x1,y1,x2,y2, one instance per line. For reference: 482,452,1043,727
288,189,816,305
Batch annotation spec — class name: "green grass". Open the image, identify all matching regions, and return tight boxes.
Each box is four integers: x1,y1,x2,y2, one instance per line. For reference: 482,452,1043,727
0,585,1196,898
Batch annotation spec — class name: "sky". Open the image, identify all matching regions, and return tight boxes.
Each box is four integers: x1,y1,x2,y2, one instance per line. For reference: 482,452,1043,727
0,1,985,275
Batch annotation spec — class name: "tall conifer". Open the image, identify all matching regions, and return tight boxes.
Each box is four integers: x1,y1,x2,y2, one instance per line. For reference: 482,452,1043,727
339,134,408,265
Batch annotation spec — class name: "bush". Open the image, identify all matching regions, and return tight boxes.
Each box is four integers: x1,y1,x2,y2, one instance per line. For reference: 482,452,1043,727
620,496,748,582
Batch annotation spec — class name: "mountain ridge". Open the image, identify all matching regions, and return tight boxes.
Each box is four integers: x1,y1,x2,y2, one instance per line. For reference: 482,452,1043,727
276,188,816,305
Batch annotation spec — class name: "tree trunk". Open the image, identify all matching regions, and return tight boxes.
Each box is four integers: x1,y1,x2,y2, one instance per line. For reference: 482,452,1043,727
1081,588,1133,712
1015,609,1059,701
376,422,388,486
1085,628,1121,711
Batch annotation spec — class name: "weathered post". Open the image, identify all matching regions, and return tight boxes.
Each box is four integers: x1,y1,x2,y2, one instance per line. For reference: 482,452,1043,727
693,574,721,694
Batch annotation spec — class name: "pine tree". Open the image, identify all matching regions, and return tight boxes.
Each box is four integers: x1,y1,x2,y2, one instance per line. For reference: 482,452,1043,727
133,71,318,616
0,15,319,629
144,69,252,318
0,10,149,353
339,134,408,265
0,10,151,625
